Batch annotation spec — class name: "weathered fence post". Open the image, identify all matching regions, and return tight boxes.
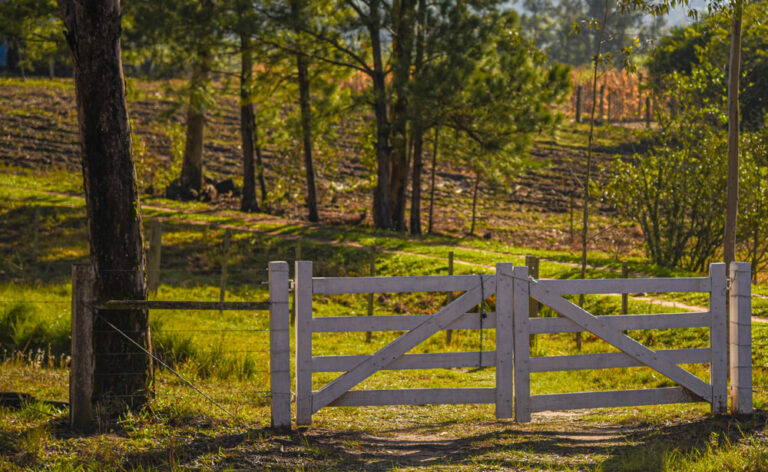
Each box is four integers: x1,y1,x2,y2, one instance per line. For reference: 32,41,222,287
526,256,539,349
70,264,95,431
33,206,40,266
598,84,605,122
495,263,514,418
269,261,291,430
147,221,162,294
645,96,652,128
445,251,455,344
295,260,313,425
575,85,583,123
512,265,531,422
219,228,231,309
709,263,727,414
366,246,376,343
729,262,753,414
621,262,629,315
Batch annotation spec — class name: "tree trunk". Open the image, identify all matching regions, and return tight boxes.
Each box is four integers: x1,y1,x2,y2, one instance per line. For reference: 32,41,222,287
58,0,151,413
427,127,439,234
409,131,424,234
724,0,743,267
240,33,260,213
297,54,319,222
370,1,392,230
389,0,415,232
470,172,480,236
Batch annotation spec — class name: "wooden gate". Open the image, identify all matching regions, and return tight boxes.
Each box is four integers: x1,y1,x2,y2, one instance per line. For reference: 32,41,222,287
294,261,519,425
511,263,730,422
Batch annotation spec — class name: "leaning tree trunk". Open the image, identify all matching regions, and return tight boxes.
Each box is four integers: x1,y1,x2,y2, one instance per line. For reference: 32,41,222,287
296,54,319,222
240,33,260,213
369,2,393,230
389,0,415,232
427,127,440,234
58,0,151,414
723,0,743,267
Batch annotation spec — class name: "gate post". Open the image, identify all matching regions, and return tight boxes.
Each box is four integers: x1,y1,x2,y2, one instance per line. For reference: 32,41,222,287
512,266,531,422
709,263,727,414
269,261,291,430
70,264,95,431
495,263,514,418
729,262,753,414
295,261,313,425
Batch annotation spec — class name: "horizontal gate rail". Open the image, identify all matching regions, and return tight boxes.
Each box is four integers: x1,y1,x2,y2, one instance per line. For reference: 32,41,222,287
329,388,496,407
312,312,497,332
530,387,699,412
313,351,497,372
313,274,483,294
529,312,710,333
530,348,710,372
540,277,711,295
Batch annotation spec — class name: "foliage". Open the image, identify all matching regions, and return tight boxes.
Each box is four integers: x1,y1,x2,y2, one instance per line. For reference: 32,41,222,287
647,1,768,131
607,63,728,270
520,0,662,66
0,0,68,74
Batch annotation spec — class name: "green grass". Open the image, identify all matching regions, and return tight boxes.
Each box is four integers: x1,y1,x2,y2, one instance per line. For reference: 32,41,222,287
2,161,768,470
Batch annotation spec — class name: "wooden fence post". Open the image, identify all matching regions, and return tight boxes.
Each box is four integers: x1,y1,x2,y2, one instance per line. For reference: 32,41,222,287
709,263,727,414
147,221,162,294
445,251,455,344
575,85,583,123
70,264,95,431
512,265,531,422
366,246,375,343
526,256,539,349
569,192,575,244
495,263,514,418
729,262,753,414
598,84,605,122
33,206,40,266
269,261,291,430
645,96,651,128
219,228,231,309
295,260,313,425
621,262,629,315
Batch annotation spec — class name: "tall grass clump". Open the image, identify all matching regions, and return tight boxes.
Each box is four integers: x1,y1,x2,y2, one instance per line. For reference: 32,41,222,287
0,302,69,357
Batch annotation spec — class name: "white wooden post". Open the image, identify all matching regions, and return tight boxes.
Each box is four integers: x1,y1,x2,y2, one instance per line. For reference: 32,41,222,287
495,263,514,418
269,261,291,430
295,260,313,425
729,262,752,414
709,263,727,414
512,266,531,422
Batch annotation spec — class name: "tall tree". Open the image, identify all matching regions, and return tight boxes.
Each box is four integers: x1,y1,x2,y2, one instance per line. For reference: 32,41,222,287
290,0,320,222
58,0,151,412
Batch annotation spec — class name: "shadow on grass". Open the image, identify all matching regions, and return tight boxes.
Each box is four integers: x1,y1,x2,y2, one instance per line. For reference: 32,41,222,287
30,410,762,471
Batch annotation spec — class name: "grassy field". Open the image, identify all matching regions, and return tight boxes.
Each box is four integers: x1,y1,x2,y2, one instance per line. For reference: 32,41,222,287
1,76,767,470
1,162,768,470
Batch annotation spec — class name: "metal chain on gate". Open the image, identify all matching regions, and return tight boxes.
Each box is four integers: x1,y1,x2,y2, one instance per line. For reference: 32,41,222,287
478,274,487,368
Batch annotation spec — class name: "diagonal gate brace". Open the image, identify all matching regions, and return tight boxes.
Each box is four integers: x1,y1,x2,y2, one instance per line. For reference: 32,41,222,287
530,284,712,402
312,275,496,413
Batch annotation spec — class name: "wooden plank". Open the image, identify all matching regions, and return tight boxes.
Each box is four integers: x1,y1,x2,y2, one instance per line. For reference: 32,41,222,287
496,263,514,419
530,348,710,372
97,300,269,311
529,312,710,334
709,263,727,414
312,351,497,372
295,261,314,425
268,261,291,430
729,262,753,415
529,387,700,412
540,277,710,295
513,266,531,422
70,264,95,431
312,274,486,295
312,312,497,333
311,275,495,413
530,283,712,401
328,388,496,407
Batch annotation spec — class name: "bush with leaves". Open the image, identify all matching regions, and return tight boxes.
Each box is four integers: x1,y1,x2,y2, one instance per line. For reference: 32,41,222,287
607,63,728,271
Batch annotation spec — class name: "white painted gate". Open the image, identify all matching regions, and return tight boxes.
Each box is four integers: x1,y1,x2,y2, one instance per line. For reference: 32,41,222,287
294,261,517,425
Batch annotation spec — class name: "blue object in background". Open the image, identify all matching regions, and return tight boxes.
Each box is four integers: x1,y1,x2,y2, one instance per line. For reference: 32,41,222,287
0,42,7,68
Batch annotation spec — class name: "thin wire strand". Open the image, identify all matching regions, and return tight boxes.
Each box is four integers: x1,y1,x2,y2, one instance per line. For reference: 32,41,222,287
95,314,244,424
